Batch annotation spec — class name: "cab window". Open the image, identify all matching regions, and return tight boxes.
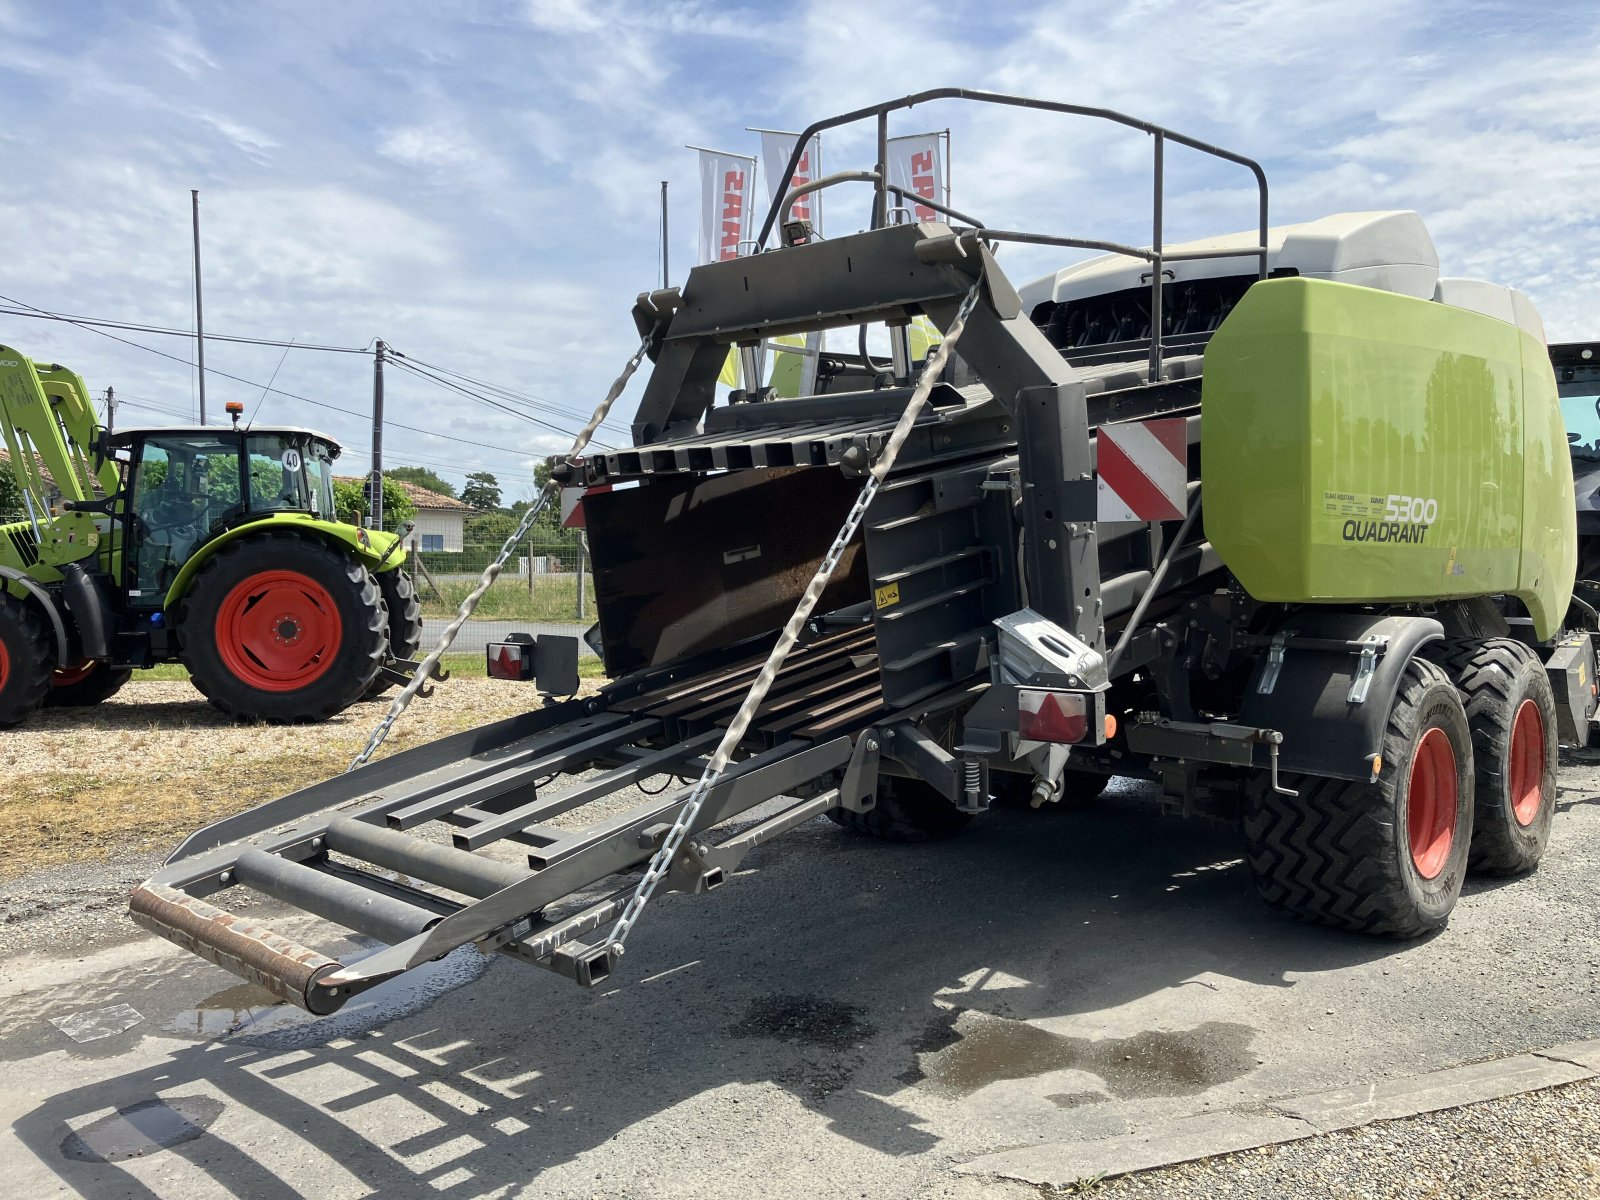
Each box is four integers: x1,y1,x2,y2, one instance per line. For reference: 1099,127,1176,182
129,435,239,599
245,435,310,512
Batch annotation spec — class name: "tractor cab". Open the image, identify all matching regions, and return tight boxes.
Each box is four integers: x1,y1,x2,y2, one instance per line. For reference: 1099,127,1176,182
104,425,342,603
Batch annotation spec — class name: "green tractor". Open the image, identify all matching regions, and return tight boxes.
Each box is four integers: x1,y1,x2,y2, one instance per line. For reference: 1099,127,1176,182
0,346,426,726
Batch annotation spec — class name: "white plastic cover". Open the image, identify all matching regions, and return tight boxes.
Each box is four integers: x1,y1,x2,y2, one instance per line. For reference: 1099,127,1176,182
1433,277,1547,343
1018,211,1442,311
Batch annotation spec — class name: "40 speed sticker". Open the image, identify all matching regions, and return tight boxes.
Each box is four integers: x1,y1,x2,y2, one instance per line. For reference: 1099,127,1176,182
1322,491,1438,545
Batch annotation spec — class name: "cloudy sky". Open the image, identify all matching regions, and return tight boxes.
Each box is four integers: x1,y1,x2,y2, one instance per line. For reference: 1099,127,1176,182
1,0,1595,494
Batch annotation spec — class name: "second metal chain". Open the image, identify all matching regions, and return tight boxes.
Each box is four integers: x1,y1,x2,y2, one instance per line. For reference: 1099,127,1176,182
604,277,986,954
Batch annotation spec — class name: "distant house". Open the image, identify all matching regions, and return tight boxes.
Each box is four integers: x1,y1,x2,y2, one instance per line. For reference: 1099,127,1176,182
336,476,476,553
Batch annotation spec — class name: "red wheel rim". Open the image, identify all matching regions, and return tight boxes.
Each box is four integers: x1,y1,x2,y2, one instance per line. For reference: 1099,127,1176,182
1407,726,1458,880
52,660,98,688
1508,699,1546,827
0,636,10,692
215,570,343,693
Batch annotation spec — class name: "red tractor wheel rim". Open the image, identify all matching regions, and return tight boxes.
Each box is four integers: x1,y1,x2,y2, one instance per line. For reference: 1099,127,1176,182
53,660,98,688
1508,699,1546,827
215,570,343,692
0,637,9,692
1407,726,1458,880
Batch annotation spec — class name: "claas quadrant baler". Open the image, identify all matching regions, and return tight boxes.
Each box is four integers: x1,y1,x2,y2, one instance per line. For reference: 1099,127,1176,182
129,91,1591,1018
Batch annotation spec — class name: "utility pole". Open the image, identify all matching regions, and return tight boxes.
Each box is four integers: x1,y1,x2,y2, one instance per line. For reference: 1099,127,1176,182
104,386,115,433
191,189,207,425
369,340,386,530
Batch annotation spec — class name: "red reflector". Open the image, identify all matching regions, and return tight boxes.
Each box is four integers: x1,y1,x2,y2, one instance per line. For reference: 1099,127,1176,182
487,643,528,680
1018,689,1088,743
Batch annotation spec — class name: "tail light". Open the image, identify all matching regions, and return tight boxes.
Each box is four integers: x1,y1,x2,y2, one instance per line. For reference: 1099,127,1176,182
1018,689,1088,743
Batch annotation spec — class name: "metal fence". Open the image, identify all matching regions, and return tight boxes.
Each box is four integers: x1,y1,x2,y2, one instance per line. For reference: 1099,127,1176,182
410,534,597,658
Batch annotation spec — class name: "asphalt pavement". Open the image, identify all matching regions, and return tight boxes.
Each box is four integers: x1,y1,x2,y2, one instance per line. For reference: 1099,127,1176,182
2,756,1597,1199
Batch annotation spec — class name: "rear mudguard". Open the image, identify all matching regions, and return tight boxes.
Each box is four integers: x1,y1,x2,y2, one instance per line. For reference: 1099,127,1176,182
163,515,406,609
1238,612,1444,782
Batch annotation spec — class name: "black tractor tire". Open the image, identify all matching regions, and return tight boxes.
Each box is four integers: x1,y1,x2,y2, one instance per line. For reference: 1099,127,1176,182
366,568,424,698
0,595,52,728
1243,657,1473,938
827,775,973,842
45,661,134,708
176,533,388,723
1425,638,1558,876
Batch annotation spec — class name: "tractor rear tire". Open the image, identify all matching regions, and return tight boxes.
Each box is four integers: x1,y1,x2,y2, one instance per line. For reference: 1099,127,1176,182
1425,638,1558,876
827,776,973,842
1243,657,1473,938
366,568,424,698
0,595,52,728
177,533,388,723
45,661,134,708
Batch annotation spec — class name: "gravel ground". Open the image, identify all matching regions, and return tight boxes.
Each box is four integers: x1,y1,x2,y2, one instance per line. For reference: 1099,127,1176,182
0,676,551,777
0,676,576,952
1089,1078,1600,1199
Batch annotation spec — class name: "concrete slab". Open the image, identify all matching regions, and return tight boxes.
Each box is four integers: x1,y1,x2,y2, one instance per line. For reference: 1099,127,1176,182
958,1111,1316,1185
1538,1037,1600,1072
1270,1054,1595,1132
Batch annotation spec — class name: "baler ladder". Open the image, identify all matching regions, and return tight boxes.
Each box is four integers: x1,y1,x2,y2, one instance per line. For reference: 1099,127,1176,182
130,630,882,1013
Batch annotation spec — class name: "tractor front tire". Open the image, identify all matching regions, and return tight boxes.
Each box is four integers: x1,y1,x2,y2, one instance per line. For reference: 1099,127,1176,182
45,661,134,708
1426,638,1558,876
177,533,388,722
366,568,424,698
827,776,973,842
1243,657,1473,938
0,595,52,728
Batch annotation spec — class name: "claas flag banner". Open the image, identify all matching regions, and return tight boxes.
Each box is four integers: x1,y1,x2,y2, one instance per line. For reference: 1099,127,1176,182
886,131,946,222
696,148,755,264
888,131,950,361
697,147,757,389
757,130,825,395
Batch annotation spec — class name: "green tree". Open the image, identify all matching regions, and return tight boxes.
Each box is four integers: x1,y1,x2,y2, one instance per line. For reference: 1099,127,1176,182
386,465,456,498
460,470,501,510
465,510,519,546
0,464,23,519
333,477,415,531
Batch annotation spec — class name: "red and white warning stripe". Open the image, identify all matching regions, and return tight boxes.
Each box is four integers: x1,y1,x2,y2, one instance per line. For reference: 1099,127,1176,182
561,484,612,529
1096,418,1186,522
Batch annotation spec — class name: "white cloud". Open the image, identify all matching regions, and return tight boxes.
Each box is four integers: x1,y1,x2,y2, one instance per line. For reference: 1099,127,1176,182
0,0,1595,496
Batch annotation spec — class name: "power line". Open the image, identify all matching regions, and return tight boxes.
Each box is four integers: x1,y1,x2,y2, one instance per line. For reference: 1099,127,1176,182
386,357,613,448
1,292,555,461
0,302,373,354
396,353,630,434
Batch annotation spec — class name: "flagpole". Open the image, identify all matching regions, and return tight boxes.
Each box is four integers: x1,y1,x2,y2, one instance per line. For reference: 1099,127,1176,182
660,180,670,288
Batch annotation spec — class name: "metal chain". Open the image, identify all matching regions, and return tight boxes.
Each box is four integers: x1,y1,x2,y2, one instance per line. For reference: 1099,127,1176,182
347,334,653,772
604,276,986,954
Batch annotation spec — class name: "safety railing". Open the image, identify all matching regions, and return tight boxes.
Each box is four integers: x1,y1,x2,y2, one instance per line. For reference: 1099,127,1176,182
757,88,1271,382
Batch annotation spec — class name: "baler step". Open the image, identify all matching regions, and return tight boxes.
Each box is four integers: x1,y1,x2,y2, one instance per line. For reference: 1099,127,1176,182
323,816,529,899
233,848,440,945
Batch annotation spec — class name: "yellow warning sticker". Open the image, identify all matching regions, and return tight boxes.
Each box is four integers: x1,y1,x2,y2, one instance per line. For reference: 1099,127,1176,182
874,582,900,610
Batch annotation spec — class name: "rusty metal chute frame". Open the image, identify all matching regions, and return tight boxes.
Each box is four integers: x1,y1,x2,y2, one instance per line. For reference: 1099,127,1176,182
129,92,1268,1013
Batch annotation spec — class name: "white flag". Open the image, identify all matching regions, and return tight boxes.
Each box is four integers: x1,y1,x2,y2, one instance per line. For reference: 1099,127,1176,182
697,149,756,265
886,132,945,224
759,131,823,237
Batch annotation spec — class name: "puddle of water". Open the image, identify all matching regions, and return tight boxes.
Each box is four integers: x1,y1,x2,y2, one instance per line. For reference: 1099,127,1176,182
915,1013,1257,1099
727,994,878,1050
60,1096,224,1163
164,944,494,1049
